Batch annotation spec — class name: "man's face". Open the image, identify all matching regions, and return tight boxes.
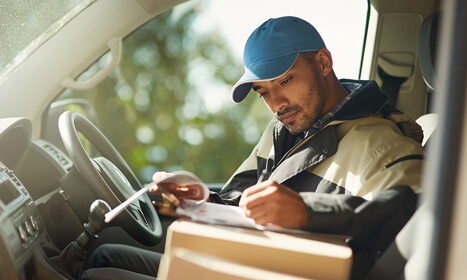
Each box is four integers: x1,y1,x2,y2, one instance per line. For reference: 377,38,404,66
252,55,326,135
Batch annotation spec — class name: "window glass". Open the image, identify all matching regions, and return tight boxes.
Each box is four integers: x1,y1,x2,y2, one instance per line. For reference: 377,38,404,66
195,0,368,79
53,0,368,184
0,0,93,82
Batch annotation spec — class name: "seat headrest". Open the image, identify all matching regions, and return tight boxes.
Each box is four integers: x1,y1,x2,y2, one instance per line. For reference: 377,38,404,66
418,11,442,90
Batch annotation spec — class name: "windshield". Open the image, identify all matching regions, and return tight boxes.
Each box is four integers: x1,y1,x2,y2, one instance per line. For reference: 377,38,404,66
0,0,93,82
51,0,369,184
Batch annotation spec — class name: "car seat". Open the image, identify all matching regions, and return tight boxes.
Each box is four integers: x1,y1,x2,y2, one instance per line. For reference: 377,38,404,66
364,11,442,280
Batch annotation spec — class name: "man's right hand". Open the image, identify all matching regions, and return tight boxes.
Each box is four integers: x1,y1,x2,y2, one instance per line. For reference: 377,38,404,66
239,180,308,229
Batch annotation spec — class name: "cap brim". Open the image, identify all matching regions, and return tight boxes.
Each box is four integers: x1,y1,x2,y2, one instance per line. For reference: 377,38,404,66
231,53,298,103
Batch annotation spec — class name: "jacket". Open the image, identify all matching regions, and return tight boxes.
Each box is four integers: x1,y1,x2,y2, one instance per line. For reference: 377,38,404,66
212,79,424,254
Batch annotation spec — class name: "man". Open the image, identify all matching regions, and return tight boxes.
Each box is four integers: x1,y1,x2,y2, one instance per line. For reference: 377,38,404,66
83,16,423,279
155,16,423,232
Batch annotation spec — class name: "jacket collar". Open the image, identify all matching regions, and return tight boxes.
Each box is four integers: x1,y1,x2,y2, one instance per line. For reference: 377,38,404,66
332,79,388,121
269,79,389,182
272,79,388,156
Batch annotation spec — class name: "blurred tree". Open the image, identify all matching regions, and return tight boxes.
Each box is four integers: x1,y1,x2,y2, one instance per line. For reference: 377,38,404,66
56,2,270,184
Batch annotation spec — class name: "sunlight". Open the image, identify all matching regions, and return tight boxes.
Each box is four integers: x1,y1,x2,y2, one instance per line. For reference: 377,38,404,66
191,0,368,78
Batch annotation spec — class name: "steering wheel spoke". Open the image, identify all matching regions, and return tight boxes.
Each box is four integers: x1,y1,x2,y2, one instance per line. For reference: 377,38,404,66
129,203,150,228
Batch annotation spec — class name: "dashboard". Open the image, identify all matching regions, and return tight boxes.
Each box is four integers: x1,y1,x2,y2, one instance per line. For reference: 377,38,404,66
0,118,81,279
0,115,170,280
0,161,45,279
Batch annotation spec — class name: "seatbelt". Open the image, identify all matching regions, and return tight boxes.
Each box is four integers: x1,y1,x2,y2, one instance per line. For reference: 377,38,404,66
378,66,408,107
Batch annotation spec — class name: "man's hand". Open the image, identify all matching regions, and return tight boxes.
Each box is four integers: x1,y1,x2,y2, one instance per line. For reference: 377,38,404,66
239,180,308,229
150,171,207,201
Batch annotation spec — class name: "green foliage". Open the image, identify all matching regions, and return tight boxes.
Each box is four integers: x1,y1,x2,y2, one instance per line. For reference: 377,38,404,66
56,6,270,184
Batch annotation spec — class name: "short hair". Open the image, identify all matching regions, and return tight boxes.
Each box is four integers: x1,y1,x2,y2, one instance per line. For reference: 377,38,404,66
301,51,318,66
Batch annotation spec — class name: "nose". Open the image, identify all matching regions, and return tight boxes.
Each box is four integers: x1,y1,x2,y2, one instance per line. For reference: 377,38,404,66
267,90,288,114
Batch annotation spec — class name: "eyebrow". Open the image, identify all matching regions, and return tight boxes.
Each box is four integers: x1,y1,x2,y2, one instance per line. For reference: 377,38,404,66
252,60,298,92
252,78,278,91
252,85,263,91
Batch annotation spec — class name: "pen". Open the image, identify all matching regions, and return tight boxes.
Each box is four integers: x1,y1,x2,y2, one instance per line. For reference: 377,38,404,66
257,169,270,184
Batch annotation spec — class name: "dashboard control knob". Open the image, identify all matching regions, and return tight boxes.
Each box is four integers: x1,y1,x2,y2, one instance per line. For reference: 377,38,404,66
25,220,34,235
30,216,39,231
18,225,27,242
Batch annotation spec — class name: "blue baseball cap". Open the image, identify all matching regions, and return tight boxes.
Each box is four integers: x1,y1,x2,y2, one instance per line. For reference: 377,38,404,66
231,16,326,103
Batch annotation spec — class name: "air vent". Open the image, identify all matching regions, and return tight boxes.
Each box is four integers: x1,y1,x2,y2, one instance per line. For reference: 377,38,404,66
34,140,73,171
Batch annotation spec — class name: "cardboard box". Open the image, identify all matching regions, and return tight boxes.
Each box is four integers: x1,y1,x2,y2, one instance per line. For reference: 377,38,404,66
158,220,353,280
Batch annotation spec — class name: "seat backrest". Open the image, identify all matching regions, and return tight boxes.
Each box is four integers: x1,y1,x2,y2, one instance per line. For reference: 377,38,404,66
418,11,441,90
415,11,442,148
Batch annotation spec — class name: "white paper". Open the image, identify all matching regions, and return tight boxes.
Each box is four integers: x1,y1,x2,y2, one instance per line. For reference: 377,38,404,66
178,202,313,234
104,170,209,223
177,202,258,229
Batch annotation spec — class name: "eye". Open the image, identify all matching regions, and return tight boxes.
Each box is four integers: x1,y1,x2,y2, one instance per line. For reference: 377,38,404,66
281,76,292,85
259,90,269,98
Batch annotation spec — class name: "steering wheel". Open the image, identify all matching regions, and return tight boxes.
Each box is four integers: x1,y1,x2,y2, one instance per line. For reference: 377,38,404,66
58,111,162,246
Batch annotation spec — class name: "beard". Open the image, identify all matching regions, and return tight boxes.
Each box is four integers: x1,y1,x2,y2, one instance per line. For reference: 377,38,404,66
277,69,325,135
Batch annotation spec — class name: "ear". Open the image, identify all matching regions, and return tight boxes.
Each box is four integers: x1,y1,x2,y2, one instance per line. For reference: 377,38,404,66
316,48,333,76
